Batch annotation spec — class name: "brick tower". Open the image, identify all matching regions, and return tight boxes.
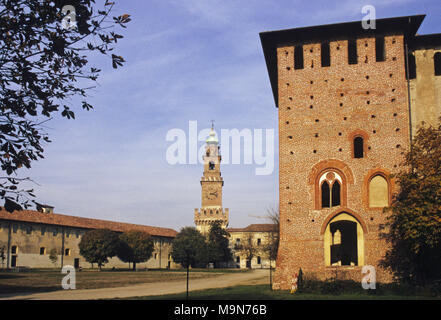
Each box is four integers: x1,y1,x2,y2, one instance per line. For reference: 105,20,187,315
260,15,441,289
194,125,229,234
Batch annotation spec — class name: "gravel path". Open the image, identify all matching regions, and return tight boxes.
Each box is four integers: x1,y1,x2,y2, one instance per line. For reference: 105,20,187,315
0,269,269,300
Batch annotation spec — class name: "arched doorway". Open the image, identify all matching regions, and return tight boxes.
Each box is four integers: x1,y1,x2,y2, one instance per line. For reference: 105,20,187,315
323,213,365,266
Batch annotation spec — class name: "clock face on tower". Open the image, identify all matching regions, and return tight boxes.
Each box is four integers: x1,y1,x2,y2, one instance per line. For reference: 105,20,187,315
205,186,219,200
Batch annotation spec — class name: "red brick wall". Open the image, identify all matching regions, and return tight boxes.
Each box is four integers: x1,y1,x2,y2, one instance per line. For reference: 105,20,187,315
274,34,410,289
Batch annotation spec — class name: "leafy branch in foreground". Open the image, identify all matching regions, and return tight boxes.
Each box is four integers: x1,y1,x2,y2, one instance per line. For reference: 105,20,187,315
0,0,130,210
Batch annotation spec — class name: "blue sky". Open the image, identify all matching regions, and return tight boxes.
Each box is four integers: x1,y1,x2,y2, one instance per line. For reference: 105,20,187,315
26,0,440,230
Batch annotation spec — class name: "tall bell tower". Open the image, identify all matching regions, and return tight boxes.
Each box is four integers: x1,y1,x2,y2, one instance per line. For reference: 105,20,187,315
194,124,229,234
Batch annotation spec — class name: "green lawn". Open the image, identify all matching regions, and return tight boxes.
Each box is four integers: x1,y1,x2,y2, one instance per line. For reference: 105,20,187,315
125,284,441,300
0,268,240,294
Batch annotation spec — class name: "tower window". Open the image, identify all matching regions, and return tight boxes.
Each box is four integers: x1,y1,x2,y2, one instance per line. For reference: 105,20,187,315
332,181,341,206
434,52,441,76
369,174,389,207
375,37,385,62
294,45,304,70
321,179,341,208
316,170,346,209
354,137,364,158
321,42,330,67
407,53,416,79
321,181,330,208
209,161,215,170
348,39,358,65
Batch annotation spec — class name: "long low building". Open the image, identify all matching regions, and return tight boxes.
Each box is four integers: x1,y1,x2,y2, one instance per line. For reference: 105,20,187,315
0,205,178,270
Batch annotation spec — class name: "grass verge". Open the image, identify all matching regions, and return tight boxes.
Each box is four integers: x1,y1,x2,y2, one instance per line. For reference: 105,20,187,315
124,283,441,300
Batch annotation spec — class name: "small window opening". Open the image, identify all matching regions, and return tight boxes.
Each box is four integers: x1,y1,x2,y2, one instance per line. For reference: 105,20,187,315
321,42,330,67
294,45,304,70
348,39,358,65
407,52,416,80
40,247,46,255
434,52,441,76
375,37,385,62
354,137,364,158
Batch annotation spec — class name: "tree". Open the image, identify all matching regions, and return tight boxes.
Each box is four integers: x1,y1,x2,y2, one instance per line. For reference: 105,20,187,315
0,244,5,268
381,119,441,285
79,229,121,270
0,0,130,211
265,207,280,264
49,248,58,267
263,207,279,289
117,230,154,271
171,227,207,268
206,221,232,268
234,233,259,269
171,227,208,300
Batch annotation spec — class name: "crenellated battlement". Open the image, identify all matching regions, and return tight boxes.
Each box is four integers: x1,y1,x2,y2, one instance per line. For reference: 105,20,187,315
194,207,229,234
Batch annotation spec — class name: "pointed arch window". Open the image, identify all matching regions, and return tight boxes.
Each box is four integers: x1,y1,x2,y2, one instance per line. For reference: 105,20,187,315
319,172,342,209
332,181,341,206
368,174,389,207
321,181,330,208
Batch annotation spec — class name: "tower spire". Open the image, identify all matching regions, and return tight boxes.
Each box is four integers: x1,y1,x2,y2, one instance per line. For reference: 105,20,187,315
194,122,229,234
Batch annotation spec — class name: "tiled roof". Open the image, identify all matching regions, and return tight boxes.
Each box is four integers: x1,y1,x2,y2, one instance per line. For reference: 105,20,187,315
228,224,277,233
0,208,177,238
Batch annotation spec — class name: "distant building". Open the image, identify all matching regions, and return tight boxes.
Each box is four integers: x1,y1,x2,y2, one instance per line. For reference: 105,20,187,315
0,206,178,269
194,127,278,269
228,224,277,269
260,15,441,289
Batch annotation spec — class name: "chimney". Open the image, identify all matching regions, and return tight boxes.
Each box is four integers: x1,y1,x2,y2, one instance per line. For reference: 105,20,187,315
36,203,54,214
